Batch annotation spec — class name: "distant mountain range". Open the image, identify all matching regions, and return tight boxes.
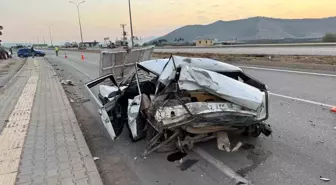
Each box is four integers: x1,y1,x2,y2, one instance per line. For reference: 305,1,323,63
157,17,336,42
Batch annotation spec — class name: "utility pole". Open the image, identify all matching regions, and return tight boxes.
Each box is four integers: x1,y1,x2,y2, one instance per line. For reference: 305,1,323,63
120,24,127,42
69,1,85,47
128,0,134,48
43,36,46,45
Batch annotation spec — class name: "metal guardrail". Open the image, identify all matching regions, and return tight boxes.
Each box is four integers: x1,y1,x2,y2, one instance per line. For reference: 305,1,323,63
99,46,154,81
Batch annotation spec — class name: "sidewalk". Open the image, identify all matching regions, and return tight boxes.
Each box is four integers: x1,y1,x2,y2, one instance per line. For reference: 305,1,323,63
0,58,103,185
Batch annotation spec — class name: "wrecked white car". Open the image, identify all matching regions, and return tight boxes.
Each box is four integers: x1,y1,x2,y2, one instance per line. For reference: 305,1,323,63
85,55,271,155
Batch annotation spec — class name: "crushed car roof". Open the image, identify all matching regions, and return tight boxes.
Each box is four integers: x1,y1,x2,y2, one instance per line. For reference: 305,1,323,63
138,55,243,75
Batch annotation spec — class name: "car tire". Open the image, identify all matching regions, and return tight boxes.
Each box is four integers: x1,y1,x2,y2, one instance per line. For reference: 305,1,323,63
35,54,41,57
19,54,24,58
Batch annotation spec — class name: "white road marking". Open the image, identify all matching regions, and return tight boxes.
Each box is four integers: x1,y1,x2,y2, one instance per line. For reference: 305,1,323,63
193,147,251,185
239,66,336,77
0,58,39,184
270,92,334,108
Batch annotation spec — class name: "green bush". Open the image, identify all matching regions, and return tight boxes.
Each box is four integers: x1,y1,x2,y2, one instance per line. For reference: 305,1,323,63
322,33,336,42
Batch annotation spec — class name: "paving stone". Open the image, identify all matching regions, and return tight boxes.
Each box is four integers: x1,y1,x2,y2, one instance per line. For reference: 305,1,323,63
14,59,103,185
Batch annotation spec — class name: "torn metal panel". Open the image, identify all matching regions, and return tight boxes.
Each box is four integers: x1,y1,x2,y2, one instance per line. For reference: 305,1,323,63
99,108,117,140
154,102,257,129
137,59,170,75
99,85,128,101
128,96,141,139
178,65,264,111
156,56,243,85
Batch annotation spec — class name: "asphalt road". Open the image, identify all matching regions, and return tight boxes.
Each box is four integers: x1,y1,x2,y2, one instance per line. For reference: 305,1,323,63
45,50,336,185
155,46,336,56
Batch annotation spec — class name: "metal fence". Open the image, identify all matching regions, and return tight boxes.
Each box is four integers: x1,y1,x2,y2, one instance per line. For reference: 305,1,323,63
99,46,154,82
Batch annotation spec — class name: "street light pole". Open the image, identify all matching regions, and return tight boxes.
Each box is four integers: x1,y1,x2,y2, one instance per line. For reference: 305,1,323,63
48,25,53,46
69,1,85,47
128,0,134,48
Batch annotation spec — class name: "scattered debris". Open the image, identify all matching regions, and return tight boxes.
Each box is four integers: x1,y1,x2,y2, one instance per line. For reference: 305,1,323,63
134,157,137,160
311,123,316,127
179,158,183,164
93,157,99,161
217,132,244,152
320,176,330,182
231,142,243,152
333,126,336,130
61,79,75,86
66,80,74,86
69,98,75,103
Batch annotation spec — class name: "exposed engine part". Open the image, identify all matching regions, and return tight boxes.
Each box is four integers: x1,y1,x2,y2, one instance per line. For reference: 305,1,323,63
143,130,180,156
185,125,238,134
177,134,216,150
217,131,231,152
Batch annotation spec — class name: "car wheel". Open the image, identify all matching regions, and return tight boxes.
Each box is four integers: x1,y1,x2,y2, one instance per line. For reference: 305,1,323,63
35,54,41,57
19,54,24,58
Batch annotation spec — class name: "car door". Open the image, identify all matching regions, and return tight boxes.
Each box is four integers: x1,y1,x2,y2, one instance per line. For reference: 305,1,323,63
85,74,121,140
24,49,32,57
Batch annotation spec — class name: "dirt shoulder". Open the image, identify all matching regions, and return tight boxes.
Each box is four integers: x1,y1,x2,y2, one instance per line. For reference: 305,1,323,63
153,52,336,71
0,58,26,87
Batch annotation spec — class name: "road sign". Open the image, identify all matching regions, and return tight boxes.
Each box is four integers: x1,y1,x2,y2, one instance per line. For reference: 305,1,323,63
0,25,3,30
0,31,2,36
104,37,110,41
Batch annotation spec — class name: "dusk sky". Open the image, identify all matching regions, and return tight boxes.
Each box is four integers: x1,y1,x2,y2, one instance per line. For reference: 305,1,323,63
1,0,336,44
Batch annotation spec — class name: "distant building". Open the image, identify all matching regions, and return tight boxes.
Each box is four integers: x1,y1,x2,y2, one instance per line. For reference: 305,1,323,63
196,39,214,46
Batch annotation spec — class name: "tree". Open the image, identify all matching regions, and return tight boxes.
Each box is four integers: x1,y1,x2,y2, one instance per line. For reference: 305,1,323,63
323,33,336,42
158,39,167,43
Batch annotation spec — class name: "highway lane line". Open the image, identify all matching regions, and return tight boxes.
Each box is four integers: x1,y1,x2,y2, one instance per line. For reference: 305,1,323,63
193,147,251,185
239,66,336,77
270,92,334,108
